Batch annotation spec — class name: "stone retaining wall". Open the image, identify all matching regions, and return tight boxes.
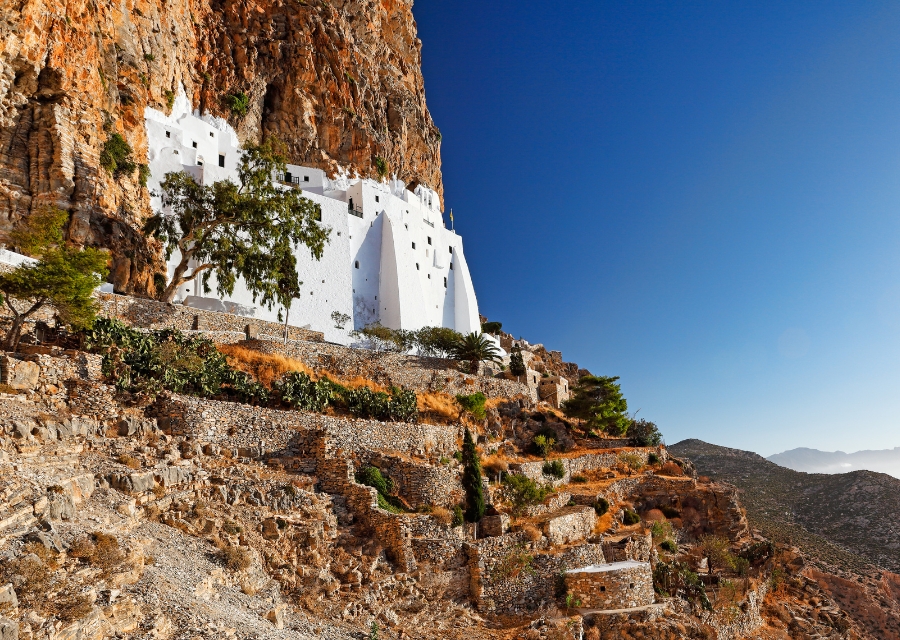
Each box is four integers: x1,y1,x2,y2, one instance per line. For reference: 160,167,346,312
470,533,607,613
564,561,654,610
510,447,667,486
364,452,463,510
240,338,534,400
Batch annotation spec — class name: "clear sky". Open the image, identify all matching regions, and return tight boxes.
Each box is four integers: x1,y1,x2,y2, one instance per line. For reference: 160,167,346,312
411,1,900,457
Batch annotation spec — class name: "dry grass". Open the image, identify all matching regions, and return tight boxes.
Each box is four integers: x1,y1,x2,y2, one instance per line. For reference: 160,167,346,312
418,391,459,423
431,506,453,526
70,532,127,575
222,545,252,572
117,453,142,469
52,592,94,621
482,454,510,477
217,344,313,387
522,525,543,541
0,383,20,395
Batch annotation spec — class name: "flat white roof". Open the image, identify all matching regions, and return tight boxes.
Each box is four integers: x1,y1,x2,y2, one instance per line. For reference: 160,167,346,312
566,561,649,574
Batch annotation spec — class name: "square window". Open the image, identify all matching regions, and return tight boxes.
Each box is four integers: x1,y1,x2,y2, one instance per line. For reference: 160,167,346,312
165,131,171,138
304,175,310,182
218,154,225,167
192,141,197,148
209,132,214,137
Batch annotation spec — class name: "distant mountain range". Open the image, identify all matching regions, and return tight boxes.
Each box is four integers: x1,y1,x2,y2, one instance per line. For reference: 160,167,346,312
670,439,900,575
767,447,900,478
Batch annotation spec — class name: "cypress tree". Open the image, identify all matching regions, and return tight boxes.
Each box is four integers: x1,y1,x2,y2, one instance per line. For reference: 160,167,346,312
462,428,485,522
509,347,526,379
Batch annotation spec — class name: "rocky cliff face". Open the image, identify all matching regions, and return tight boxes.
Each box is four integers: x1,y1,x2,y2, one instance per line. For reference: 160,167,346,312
0,0,442,294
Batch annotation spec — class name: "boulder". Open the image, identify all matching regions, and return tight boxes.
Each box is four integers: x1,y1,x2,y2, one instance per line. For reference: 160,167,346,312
0,584,17,609
0,617,16,640
110,472,155,495
0,356,39,391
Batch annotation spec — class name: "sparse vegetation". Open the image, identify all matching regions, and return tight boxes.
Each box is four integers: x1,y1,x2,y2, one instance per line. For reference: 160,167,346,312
100,132,138,178
374,156,388,179
542,459,565,479
164,89,175,110
532,430,557,457
502,474,554,517
222,545,252,572
227,91,250,117
456,391,487,420
618,452,644,471
622,509,640,525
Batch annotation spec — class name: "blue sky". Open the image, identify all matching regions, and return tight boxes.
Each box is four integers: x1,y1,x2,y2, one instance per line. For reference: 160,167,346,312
411,1,900,456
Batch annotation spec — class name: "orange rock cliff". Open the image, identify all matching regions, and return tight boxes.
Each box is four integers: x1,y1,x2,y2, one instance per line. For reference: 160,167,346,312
0,0,442,294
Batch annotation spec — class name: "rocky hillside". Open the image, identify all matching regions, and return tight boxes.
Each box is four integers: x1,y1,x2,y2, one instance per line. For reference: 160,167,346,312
0,0,441,294
672,438,900,640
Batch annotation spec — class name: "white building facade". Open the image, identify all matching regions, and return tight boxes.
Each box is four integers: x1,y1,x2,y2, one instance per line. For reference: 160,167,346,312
144,92,481,344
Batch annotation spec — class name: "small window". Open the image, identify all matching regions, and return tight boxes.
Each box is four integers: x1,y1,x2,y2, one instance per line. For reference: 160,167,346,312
192,141,197,148
197,161,203,166
218,154,225,167
630,583,635,589
427,274,431,279
449,263,454,270
209,131,214,137
449,246,452,253
427,237,432,245
304,175,310,182
173,149,178,155
375,296,377,300
416,263,419,270
165,131,171,138
375,195,379,203
600,586,606,593
443,277,447,288
412,242,416,250
355,261,359,269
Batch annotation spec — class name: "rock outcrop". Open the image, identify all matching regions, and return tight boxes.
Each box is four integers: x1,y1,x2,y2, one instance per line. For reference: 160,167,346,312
0,0,441,294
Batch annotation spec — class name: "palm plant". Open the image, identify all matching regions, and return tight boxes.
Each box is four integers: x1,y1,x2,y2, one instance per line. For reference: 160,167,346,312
452,332,502,374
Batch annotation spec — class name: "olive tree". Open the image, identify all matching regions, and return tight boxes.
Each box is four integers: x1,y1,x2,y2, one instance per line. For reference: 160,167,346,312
145,138,330,310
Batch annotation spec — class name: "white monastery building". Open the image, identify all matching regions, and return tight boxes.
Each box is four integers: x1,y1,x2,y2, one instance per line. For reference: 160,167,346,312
144,91,481,344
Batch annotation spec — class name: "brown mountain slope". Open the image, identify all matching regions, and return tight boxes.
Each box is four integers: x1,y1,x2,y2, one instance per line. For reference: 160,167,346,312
670,439,900,574
0,0,441,294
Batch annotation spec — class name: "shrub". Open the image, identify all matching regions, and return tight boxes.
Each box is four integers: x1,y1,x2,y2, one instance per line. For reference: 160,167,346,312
542,459,565,479
622,509,640,525
53,592,94,621
222,545,252,572
628,419,663,447
413,326,463,357
532,430,557,458
99,133,137,178
659,461,684,477
650,520,673,543
647,452,660,465
593,497,610,516
698,535,733,574
144,53,155,61
275,371,333,412
85,318,269,404
117,453,141,469
481,321,502,334
138,163,150,188
356,465,393,496
456,391,486,420
522,525,543,541
164,89,175,110
618,452,644,471
342,385,418,422
509,347,526,378
653,561,711,609
571,474,588,484
660,505,680,518
451,505,464,527
227,92,250,117
661,540,677,553
502,474,554,517
431,506,452,526
374,156,388,179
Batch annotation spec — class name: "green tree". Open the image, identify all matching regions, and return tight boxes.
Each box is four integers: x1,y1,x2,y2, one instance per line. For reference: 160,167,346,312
0,208,108,351
452,332,502,375
456,391,486,421
698,535,733,575
413,326,462,357
501,474,554,517
563,375,630,435
99,133,137,179
509,347,526,379
627,418,663,447
461,428,485,522
481,320,502,334
144,138,330,305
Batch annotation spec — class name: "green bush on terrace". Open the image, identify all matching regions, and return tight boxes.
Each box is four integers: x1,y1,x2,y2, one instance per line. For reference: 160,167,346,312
85,318,267,403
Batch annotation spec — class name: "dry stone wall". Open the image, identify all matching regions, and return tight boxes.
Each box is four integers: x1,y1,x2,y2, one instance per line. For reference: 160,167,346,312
364,452,463,510
241,338,533,400
510,447,667,486
564,561,654,610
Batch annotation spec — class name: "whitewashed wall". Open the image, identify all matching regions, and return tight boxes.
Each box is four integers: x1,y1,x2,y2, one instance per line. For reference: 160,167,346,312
144,89,481,344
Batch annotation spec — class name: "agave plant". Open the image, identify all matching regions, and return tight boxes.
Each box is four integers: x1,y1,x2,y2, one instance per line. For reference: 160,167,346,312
452,332,502,375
